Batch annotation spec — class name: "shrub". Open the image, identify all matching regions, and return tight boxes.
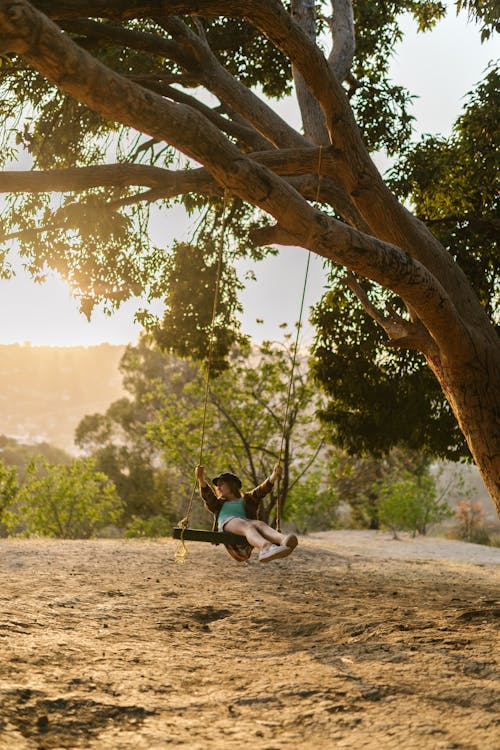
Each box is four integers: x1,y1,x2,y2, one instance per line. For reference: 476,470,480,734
3,457,123,538
377,472,451,539
449,500,494,545
124,514,173,538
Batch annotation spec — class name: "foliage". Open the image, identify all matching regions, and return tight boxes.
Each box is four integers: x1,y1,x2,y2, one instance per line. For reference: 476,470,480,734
153,238,247,374
74,342,198,526
0,458,18,536
147,335,327,523
0,458,18,508
76,336,328,528
312,66,499,460
0,1,498,507
456,0,500,40
376,471,451,538
124,514,174,538
311,282,467,459
283,466,340,534
388,63,499,323
0,434,72,481
3,457,123,538
449,499,495,544
0,1,485,318
75,397,177,524
330,447,440,530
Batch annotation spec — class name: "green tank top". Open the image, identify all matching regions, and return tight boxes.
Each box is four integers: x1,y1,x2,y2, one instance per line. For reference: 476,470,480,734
218,498,247,524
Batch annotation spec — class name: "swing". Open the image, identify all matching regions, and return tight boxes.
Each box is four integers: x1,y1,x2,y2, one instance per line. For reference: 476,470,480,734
175,150,321,561
174,240,311,562
173,527,253,562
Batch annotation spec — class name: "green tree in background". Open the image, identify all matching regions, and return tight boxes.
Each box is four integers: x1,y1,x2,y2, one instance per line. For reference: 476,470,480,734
283,467,340,534
147,336,326,524
0,434,71,480
330,448,441,530
0,458,18,536
75,339,196,529
3,457,123,538
76,337,327,528
376,471,451,539
0,2,498,509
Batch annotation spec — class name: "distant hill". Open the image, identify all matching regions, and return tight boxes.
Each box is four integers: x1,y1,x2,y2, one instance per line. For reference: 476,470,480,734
0,344,126,453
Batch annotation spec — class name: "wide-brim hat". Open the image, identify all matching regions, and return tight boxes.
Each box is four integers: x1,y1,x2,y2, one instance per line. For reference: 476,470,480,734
212,472,242,488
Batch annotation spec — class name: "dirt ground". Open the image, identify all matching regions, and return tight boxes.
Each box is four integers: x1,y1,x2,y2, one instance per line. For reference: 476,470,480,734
0,531,499,750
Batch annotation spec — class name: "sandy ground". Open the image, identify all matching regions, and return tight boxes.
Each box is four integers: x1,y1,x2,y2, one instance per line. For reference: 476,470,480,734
0,531,499,750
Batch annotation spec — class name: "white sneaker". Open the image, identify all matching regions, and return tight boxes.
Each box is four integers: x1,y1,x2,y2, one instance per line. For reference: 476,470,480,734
283,534,298,550
258,544,292,563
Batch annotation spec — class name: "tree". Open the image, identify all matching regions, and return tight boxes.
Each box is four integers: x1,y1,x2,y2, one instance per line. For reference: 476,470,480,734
3,456,123,538
75,340,194,526
451,499,492,545
330,446,438,530
150,336,326,523
0,458,18,535
0,434,72,480
78,336,326,526
0,2,498,510
283,467,341,534
376,471,451,539
310,64,496,461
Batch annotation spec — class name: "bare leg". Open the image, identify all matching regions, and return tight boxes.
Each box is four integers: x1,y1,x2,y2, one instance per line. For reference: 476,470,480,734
251,519,286,546
224,518,277,550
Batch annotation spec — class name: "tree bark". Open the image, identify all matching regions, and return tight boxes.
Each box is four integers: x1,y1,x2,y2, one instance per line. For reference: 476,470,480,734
425,341,500,508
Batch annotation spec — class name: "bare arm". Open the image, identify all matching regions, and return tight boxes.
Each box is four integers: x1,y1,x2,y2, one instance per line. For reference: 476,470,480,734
195,464,208,488
269,463,283,485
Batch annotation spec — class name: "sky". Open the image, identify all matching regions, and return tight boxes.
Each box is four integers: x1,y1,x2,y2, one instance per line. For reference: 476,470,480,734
0,9,498,348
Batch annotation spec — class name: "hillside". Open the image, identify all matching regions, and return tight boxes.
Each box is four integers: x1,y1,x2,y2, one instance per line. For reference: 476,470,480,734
0,344,126,452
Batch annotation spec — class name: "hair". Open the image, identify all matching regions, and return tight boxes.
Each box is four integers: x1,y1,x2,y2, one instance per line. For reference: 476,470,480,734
225,479,242,497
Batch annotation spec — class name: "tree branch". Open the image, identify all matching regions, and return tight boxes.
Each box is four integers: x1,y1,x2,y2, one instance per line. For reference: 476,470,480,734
0,148,370,230
0,0,471,357
208,391,258,481
0,163,209,193
59,17,190,64
287,437,325,493
135,80,270,152
290,0,330,146
326,0,356,82
345,271,437,354
153,15,302,151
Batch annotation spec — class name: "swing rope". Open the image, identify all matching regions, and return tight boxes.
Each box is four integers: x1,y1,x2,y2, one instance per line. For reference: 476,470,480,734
176,145,324,551
175,190,229,561
274,251,311,532
274,146,323,532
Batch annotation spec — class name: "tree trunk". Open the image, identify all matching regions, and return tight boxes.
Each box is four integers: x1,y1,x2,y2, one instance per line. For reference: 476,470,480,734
425,333,500,514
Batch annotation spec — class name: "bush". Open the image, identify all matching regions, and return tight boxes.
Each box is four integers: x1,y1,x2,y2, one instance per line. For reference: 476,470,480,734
284,471,340,534
377,472,452,539
449,500,495,545
0,460,19,537
124,514,173,538
3,457,123,538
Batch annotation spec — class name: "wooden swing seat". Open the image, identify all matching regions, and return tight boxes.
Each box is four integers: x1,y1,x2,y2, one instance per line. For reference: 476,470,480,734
173,526,253,562
172,527,248,546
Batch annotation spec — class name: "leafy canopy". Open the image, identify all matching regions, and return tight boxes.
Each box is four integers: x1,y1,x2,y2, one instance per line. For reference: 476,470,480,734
311,66,499,460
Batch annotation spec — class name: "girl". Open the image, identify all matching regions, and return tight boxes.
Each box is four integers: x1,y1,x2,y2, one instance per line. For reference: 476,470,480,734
195,464,298,562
